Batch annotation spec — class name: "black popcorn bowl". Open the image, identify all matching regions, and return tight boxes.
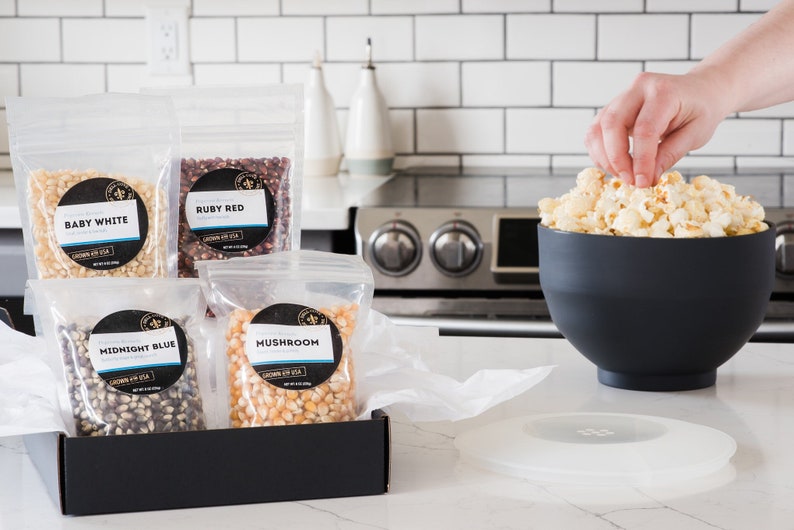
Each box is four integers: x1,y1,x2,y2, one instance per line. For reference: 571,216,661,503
538,223,776,391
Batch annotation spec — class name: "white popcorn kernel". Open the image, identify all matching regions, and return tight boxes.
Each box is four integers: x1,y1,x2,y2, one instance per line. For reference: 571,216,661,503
538,167,767,238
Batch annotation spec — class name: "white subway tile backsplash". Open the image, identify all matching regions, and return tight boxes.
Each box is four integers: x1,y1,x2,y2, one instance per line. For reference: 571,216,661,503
463,62,550,107
20,64,105,97
283,62,361,108
463,154,550,167
691,14,761,59
674,155,734,168
107,64,146,92
554,0,642,12
190,18,236,63
193,64,281,86
18,0,102,16
379,63,460,107
553,62,642,107
506,108,594,154
327,17,414,61
63,19,145,62
417,109,504,153
0,5,790,172
646,0,738,12
372,0,459,15
507,14,595,60
282,0,367,15
599,15,689,60
694,119,781,155
389,109,415,153
193,0,278,16
104,0,146,17
0,65,19,101
784,121,794,156
552,155,596,168
282,63,311,85
739,0,777,11
0,19,60,62
416,15,503,60
463,0,549,13
785,176,794,207
238,17,324,62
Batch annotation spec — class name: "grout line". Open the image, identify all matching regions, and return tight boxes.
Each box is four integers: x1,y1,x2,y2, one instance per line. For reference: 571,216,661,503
233,16,239,63
59,17,64,63
411,15,416,61
502,107,506,155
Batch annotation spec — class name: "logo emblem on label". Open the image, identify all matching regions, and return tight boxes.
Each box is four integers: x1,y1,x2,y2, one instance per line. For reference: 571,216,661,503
298,307,327,327
234,172,263,193
140,312,172,334
105,180,136,202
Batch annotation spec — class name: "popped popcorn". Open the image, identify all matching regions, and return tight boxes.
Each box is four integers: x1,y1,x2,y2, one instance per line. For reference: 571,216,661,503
538,168,768,238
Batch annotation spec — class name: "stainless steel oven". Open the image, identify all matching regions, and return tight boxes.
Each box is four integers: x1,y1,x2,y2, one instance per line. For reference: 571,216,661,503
354,167,794,341
0,227,33,335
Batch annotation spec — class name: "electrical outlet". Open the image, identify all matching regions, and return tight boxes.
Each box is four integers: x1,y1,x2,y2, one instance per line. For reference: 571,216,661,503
156,19,179,62
145,5,190,76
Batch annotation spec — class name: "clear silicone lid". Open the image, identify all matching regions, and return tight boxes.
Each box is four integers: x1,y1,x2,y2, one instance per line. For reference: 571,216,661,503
454,412,736,486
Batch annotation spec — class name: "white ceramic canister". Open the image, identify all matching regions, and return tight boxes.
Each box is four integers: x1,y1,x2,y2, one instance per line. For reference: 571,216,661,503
304,52,343,176
344,39,394,175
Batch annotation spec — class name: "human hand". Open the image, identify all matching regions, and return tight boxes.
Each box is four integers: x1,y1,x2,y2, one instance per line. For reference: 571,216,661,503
585,71,730,188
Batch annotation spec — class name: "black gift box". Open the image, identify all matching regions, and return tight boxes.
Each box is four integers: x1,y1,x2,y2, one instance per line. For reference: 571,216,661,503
24,411,390,516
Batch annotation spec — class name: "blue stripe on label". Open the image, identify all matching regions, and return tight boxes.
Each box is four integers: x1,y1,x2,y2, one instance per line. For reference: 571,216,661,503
251,360,331,366
61,236,141,247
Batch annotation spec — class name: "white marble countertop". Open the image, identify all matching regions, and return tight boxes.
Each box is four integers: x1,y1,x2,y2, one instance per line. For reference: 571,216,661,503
0,172,393,231
300,173,392,230
2,335,794,529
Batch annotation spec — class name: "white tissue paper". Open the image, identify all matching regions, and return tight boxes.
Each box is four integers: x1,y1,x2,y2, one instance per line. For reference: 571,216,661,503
355,311,554,422
0,321,67,436
0,311,552,438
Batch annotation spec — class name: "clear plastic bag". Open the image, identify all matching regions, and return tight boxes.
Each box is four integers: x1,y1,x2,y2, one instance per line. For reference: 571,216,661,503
29,278,208,437
6,93,180,280
142,84,304,277
196,250,373,428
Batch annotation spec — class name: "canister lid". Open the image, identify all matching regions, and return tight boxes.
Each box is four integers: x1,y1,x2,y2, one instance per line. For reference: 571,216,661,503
454,412,736,486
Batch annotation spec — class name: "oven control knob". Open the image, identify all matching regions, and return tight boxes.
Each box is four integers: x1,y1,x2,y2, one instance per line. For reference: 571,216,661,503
429,221,483,277
368,220,422,276
776,222,794,275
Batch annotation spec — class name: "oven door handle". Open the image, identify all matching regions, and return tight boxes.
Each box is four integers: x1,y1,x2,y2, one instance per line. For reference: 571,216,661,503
387,316,563,338
753,321,794,342
387,316,794,341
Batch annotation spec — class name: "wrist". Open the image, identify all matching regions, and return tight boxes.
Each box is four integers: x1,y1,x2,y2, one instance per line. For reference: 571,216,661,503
685,64,739,120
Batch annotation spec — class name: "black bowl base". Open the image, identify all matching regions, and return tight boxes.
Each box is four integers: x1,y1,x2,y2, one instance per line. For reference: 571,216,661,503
597,368,717,391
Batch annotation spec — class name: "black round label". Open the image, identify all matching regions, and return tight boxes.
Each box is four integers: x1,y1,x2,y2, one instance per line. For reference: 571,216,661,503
55,177,148,271
88,310,188,395
245,303,343,390
184,167,275,253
